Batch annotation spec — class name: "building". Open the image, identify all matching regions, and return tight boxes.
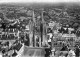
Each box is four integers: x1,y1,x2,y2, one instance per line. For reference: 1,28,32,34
29,10,47,47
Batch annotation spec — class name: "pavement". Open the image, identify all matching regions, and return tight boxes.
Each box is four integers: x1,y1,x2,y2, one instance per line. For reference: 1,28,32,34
21,46,45,57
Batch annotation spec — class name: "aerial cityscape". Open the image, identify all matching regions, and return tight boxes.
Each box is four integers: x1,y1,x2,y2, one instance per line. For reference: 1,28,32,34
0,3,80,57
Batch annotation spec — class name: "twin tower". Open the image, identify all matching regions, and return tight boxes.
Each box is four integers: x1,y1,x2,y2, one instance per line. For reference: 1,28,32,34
29,9,47,47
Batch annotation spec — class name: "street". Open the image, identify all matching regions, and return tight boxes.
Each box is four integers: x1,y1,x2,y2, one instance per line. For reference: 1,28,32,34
21,46,45,57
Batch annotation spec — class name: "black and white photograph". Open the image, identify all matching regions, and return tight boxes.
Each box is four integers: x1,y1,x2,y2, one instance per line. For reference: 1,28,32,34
0,0,80,57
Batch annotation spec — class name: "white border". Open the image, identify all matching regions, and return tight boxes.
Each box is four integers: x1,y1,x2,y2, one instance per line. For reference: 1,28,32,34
0,0,80,3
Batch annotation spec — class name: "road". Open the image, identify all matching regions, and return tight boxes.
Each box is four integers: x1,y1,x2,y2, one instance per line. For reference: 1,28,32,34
21,46,45,57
